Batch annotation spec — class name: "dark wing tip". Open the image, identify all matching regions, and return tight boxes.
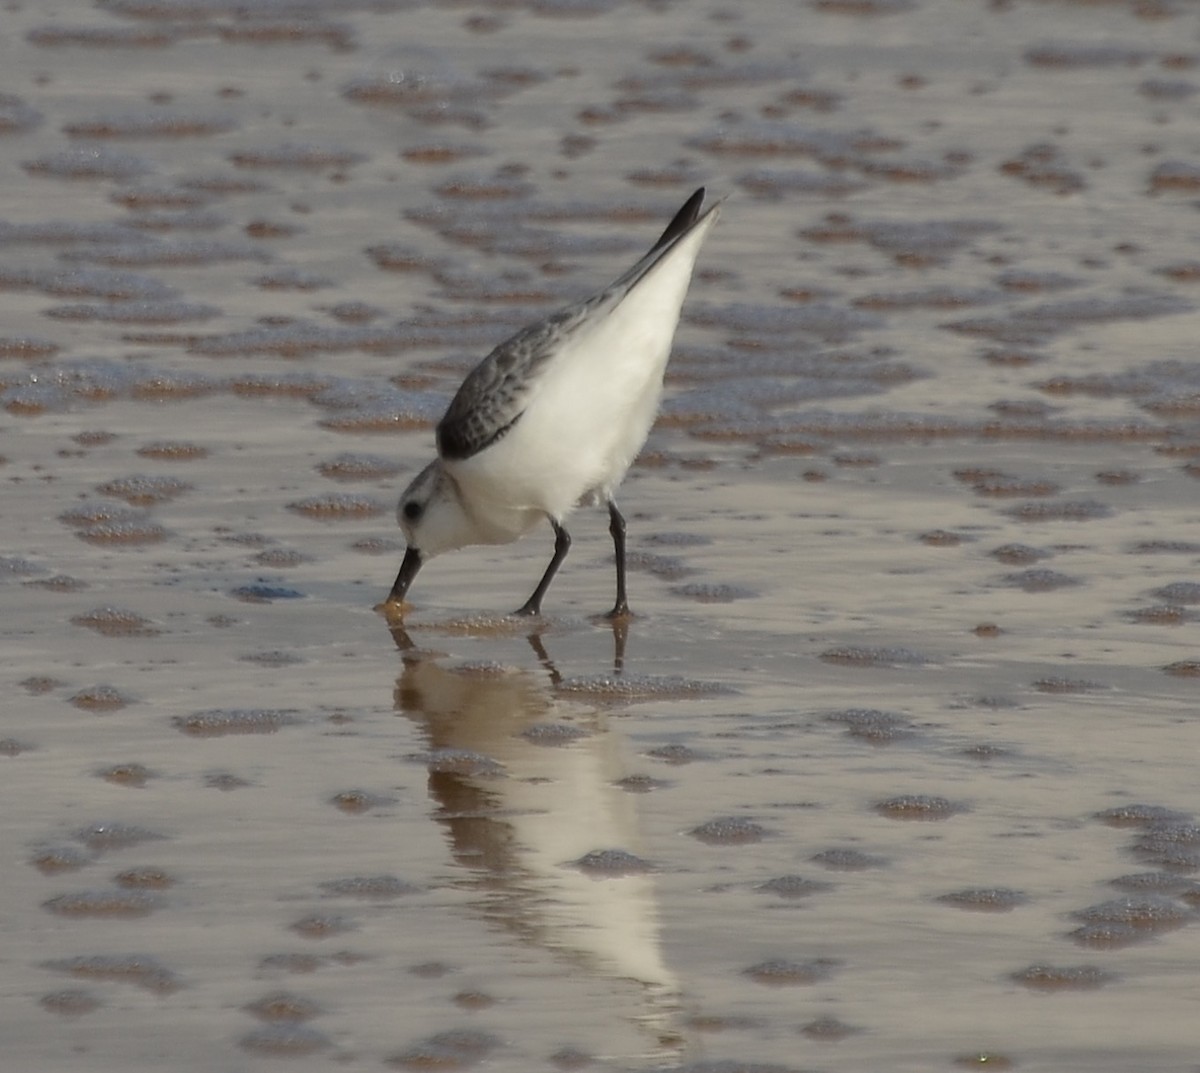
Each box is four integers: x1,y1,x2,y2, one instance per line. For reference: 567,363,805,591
437,405,522,461
645,187,705,258
435,421,465,460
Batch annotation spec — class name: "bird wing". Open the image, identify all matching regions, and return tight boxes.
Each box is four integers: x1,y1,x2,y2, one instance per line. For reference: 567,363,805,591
436,301,598,461
436,188,709,463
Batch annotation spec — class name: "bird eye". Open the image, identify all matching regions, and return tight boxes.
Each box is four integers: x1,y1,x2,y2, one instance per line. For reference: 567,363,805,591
402,501,423,522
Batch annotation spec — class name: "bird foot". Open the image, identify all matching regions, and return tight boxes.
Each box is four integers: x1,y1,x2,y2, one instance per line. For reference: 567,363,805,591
511,602,543,617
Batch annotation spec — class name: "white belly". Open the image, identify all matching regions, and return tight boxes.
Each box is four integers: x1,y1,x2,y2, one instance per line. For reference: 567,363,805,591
444,207,712,539
449,320,669,533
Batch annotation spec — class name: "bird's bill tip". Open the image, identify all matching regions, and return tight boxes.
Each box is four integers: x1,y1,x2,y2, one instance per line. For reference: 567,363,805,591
374,597,410,619
381,546,423,611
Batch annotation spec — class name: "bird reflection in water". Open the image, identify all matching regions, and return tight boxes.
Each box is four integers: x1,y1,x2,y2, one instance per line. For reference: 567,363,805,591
384,619,683,1059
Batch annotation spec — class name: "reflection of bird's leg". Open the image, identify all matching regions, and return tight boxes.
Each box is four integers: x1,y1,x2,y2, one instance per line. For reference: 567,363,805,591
515,519,571,616
526,631,563,688
611,613,628,677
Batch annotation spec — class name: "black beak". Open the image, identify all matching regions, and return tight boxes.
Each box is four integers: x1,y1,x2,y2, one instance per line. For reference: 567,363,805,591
386,546,423,608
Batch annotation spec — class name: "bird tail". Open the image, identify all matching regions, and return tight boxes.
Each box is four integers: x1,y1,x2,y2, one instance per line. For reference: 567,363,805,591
645,187,706,257
608,188,720,294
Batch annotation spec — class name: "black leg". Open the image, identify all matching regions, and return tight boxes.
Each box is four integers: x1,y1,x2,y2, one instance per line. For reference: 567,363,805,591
515,519,570,616
606,499,630,619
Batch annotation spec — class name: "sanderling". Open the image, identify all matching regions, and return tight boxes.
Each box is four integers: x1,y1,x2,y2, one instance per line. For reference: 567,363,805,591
383,187,721,618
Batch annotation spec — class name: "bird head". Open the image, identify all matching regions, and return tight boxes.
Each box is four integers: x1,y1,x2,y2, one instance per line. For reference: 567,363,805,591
386,461,472,606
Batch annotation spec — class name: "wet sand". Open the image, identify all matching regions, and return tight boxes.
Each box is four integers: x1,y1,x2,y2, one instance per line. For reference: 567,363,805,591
3,0,1200,1069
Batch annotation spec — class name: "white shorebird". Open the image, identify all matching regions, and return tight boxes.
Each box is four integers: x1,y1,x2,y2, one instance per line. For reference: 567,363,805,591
383,188,720,618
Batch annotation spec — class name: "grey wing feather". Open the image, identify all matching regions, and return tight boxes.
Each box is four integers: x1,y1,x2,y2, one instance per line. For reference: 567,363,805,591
435,188,708,463
436,302,595,461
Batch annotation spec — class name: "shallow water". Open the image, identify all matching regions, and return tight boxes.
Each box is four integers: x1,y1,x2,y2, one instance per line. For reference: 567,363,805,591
4,0,1200,1070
